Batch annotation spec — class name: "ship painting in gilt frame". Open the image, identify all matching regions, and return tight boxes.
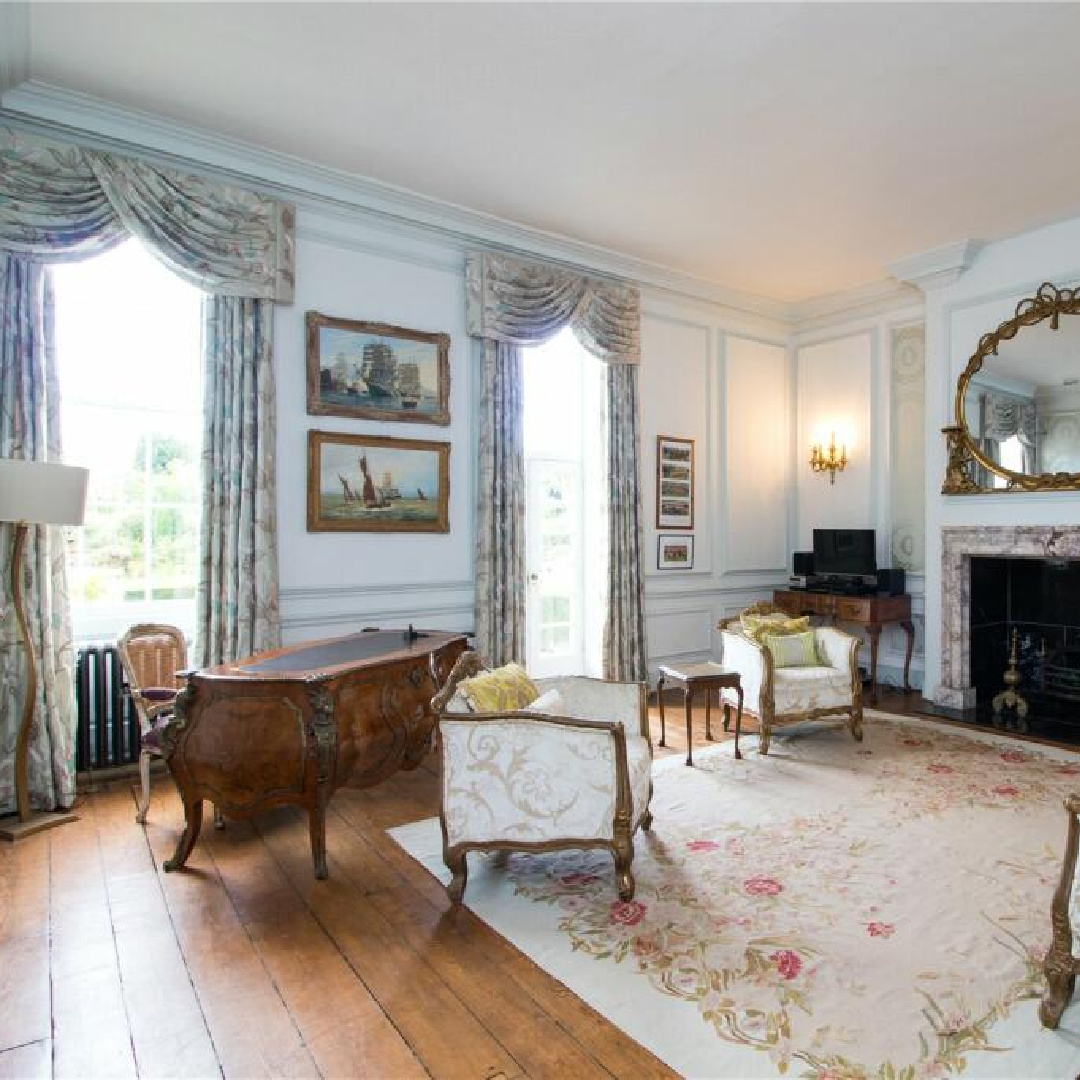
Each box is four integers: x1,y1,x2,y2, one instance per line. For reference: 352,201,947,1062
306,312,450,425
307,431,450,533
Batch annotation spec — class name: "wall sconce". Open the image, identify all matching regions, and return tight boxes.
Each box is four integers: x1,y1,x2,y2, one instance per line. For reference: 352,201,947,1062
810,431,848,484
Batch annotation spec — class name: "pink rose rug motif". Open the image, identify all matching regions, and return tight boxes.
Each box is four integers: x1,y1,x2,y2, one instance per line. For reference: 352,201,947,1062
390,713,1080,1078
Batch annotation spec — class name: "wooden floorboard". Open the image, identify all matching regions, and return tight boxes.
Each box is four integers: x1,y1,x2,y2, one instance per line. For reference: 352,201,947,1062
2,699,778,1079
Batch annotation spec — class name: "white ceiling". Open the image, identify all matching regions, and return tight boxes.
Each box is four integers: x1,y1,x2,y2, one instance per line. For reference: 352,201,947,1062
12,2,1080,302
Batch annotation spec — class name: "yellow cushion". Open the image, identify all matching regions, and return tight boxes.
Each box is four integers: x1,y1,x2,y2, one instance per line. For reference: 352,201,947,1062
741,612,810,643
762,630,820,668
459,663,539,712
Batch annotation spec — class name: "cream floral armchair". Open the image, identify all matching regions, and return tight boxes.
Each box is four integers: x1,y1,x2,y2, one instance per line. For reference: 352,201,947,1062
717,604,863,755
431,652,654,903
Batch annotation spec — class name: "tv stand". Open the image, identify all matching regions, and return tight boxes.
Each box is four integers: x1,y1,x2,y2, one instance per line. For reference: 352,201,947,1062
772,589,914,703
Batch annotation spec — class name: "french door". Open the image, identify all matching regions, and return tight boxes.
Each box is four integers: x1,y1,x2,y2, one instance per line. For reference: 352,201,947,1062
525,459,585,677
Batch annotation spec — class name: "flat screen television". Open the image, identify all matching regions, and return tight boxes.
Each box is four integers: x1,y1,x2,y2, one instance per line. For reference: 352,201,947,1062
812,528,876,578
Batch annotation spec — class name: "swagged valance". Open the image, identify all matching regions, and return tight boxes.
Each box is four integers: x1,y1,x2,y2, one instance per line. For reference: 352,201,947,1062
466,250,640,364
980,391,1037,445
0,126,295,301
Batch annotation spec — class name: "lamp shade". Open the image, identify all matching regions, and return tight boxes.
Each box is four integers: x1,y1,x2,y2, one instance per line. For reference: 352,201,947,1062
0,458,89,526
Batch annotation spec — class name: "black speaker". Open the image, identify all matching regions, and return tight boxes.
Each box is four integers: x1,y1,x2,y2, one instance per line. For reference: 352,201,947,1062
876,567,906,595
793,551,814,576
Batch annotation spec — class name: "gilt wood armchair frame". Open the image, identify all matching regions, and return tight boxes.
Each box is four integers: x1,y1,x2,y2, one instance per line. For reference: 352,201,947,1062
717,602,863,755
1040,793,1080,1028
431,651,653,903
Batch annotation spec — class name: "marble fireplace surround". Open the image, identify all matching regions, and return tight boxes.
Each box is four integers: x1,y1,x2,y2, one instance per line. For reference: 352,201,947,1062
937,525,1080,709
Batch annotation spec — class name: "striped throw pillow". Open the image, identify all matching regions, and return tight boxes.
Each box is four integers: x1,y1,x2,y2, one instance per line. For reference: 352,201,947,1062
761,630,820,668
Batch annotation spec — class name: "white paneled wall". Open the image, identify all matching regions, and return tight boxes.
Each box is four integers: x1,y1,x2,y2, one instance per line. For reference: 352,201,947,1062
639,316,714,579
722,336,791,578
640,314,791,679
793,308,927,689
796,333,876,546
274,207,477,643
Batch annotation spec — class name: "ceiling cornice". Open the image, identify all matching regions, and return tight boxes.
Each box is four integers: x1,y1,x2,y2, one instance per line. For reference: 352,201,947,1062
1,79,797,324
0,79,940,331
788,276,922,335
886,239,984,292
0,5,31,93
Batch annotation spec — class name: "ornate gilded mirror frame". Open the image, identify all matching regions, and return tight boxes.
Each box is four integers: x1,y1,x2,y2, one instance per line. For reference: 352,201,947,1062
942,282,1080,494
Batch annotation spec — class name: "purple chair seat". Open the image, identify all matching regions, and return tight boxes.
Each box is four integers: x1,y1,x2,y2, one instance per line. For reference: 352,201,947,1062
140,711,174,754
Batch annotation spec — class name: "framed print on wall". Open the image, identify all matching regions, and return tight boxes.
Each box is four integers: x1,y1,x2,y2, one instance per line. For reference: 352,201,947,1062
306,311,451,425
656,435,694,529
307,430,450,533
657,534,694,570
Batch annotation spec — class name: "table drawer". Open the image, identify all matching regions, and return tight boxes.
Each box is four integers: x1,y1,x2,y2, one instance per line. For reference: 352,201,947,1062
835,598,872,621
775,592,834,617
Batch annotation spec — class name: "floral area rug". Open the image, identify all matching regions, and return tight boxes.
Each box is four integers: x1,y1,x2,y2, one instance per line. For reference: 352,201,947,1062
389,713,1080,1078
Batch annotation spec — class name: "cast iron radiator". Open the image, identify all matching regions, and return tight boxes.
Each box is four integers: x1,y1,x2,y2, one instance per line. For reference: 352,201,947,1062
75,645,140,770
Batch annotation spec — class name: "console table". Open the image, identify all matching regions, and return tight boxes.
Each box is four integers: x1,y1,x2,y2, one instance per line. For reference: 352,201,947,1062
772,589,914,703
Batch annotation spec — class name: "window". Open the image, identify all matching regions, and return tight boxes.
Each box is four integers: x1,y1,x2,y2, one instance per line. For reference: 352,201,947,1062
53,240,204,642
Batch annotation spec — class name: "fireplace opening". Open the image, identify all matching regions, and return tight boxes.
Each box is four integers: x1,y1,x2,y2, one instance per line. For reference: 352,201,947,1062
969,556,1080,727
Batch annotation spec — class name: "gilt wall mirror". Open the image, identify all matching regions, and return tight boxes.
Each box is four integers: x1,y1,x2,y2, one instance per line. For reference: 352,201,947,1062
943,282,1080,494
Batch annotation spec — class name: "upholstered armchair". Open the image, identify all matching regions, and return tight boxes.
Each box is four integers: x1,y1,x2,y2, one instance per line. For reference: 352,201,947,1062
717,604,863,755
431,652,654,903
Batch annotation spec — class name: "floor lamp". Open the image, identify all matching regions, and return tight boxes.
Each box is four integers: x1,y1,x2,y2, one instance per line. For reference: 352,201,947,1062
0,458,88,841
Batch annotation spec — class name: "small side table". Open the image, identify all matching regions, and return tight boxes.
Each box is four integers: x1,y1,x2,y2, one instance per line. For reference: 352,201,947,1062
656,662,743,766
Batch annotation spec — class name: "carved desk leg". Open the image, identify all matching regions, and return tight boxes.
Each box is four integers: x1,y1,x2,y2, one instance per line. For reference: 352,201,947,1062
161,680,201,872
867,624,881,705
901,619,915,692
163,798,203,872
308,684,337,880
1041,798,1080,1028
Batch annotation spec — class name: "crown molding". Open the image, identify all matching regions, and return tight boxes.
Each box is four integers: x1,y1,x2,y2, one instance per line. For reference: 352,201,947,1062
0,5,31,93
789,276,922,335
886,239,983,292
0,79,794,323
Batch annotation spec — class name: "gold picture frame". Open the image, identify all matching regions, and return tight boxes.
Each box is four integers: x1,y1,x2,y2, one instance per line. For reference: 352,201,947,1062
307,430,450,533
306,312,450,425
656,435,695,529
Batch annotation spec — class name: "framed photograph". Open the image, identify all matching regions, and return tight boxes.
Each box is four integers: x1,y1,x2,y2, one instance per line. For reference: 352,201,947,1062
306,312,450,425
656,436,695,529
657,534,694,570
307,430,450,533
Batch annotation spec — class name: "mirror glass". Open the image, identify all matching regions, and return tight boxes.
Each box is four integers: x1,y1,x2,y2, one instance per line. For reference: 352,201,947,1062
960,310,1080,486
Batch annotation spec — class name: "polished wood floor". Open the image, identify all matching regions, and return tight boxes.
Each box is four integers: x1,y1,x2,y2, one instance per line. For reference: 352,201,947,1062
0,689,996,1080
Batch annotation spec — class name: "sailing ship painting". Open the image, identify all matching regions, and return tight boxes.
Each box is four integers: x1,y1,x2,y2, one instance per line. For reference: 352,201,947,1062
306,313,450,425
308,431,450,533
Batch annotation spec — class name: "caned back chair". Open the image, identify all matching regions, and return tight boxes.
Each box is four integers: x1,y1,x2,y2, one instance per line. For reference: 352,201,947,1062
116,623,211,826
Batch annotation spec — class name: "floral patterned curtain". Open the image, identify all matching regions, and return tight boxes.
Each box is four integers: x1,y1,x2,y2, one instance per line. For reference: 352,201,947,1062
0,253,78,811
466,251,640,364
197,296,281,665
0,126,295,300
0,124,292,788
467,249,645,678
604,363,647,682
474,339,526,666
980,391,1038,474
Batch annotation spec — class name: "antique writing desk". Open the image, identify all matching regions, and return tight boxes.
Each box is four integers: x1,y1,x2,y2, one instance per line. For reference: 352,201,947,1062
160,629,467,879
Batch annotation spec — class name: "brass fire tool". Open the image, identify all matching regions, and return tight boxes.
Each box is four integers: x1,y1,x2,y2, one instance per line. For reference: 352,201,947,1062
992,628,1029,720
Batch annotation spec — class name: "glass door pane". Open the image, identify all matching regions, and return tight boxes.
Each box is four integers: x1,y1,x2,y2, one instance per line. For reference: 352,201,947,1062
526,460,585,676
